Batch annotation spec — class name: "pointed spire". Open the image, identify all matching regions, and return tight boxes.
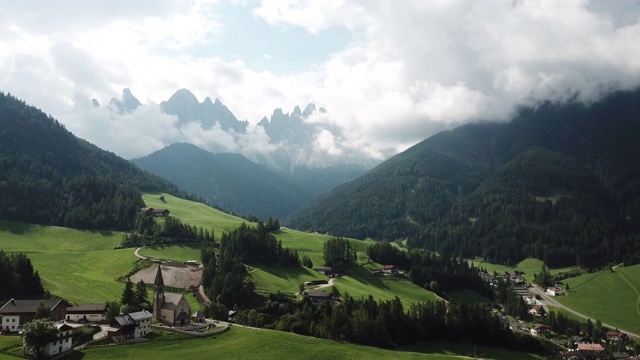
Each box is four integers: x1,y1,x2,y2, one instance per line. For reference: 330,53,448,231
154,264,164,287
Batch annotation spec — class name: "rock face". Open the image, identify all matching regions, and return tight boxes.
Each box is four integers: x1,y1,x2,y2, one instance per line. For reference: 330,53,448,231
109,88,141,113
160,89,248,132
112,88,374,174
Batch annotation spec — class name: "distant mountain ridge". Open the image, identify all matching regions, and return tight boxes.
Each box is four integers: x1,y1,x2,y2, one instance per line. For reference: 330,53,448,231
288,89,640,268
104,88,375,172
131,143,313,219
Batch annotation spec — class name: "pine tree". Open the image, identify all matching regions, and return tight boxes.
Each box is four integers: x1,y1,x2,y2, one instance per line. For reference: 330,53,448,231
121,278,135,307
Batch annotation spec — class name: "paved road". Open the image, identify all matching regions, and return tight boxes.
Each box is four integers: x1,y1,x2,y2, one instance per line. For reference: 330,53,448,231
532,284,640,339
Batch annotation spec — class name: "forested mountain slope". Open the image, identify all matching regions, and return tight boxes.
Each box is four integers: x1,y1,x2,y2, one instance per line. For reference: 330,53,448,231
0,93,186,230
132,143,313,219
288,89,640,267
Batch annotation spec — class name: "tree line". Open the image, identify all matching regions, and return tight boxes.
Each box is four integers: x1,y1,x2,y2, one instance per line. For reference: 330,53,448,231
0,251,44,302
0,92,190,230
202,223,301,309
367,241,494,300
119,212,216,247
232,292,552,354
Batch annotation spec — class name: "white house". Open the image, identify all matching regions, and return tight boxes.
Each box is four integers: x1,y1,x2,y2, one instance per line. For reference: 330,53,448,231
24,323,73,358
0,298,67,332
129,310,153,338
65,303,108,323
546,287,563,296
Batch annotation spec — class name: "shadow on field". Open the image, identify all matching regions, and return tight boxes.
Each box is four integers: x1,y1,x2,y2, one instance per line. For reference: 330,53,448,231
1,221,39,234
348,266,389,290
258,265,316,281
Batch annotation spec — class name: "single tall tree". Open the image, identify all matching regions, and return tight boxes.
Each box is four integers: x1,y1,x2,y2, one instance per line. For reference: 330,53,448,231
34,301,51,320
135,280,149,310
22,319,58,358
121,278,135,306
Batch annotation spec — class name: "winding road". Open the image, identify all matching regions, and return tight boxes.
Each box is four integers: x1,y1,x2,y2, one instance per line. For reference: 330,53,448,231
531,284,640,339
134,247,146,259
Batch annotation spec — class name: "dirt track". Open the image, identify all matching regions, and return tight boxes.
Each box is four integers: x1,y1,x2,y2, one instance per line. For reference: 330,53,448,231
130,263,202,290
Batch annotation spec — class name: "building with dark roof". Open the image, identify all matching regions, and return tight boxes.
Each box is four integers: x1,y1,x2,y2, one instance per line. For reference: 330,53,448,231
24,323,73,358
0,298,67,332
65,303,108,323
107,310,152,343
152,265,191,326
306,289,332,302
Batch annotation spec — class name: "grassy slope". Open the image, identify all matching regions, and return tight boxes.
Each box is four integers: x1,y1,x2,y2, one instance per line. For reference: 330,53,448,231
142,193,246,236
555,265,640,333
139,243,202,263
68,326,534,360
0,220,134,303
448,289,492,305
471,258,574,281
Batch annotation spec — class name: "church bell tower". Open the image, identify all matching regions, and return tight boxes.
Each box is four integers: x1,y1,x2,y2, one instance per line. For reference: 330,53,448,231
153,264,165,321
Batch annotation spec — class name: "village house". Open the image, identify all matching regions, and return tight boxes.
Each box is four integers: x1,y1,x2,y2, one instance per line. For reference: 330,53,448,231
576,343,608,359
24,323,73,358
546,287,564,296
65,303,108,323
153,265,191,326
528,305,544,317
315,266,333,275
306,289,332,302
530,324,550,336
107,310,152,343
606,330,630,342
0,298,67,332
382,265,398,275
140,207,170,217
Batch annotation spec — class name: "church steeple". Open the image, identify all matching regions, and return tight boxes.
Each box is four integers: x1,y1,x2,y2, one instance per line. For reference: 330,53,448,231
153,264,165,321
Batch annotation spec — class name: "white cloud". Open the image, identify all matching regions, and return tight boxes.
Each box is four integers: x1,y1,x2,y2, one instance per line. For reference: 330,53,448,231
1,0,640,162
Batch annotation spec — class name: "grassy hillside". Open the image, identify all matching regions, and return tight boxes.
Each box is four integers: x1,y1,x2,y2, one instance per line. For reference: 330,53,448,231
556,264,640,333
0,220,133,303
68,326,537,360
471,258,575,282
142,192,246,236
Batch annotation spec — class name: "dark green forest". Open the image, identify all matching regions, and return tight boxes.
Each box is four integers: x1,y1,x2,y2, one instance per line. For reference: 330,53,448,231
0,93,188,230
0,251,45,302
289,89,640,268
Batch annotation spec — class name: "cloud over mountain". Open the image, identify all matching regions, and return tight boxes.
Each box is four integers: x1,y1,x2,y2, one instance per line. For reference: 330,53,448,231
1,1,640,161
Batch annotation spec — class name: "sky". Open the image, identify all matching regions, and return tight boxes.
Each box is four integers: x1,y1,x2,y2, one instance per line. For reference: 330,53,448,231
2,0,640,160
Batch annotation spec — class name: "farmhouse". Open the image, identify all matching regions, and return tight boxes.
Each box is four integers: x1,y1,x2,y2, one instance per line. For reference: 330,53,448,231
306,289,332,302
606,330,630,342
315,266,333,275
383,265,398,275
107,310,152,343
66,303,108,323
24,323,73,358
0,298,67,332
546,287,563,296
528,305,544,317
152,265,191,326
576,343,608,359
530,324,550,336
141,207,170,217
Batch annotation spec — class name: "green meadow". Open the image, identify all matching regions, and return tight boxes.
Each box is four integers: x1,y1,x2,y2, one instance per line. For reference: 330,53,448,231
142,192,246,236
470,258,575,281
67,326,533,360
0,220,133,303
555,264,640,334
138,243,202,263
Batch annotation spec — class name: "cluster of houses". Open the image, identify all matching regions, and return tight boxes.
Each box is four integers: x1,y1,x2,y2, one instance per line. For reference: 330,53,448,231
0,264,195,358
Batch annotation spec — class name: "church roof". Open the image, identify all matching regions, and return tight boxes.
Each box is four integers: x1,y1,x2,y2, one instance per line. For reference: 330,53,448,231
154,264,164,287
161,292,186,311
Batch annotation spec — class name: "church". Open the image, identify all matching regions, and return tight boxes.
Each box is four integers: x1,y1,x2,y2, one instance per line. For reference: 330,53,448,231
153,264,191,326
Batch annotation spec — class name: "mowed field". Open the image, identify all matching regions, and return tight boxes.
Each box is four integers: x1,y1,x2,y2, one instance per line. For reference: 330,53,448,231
470,258,575,281
68,326,536,360
555,264,640,334
0,220,135,303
